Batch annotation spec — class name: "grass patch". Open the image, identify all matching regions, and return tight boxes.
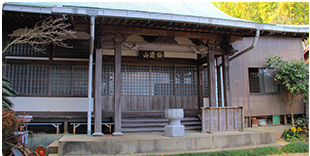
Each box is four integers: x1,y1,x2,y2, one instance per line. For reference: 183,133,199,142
282,141,309,153
149,146,282,156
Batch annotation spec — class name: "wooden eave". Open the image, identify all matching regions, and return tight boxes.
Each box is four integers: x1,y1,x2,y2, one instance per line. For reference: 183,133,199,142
3,11,308,39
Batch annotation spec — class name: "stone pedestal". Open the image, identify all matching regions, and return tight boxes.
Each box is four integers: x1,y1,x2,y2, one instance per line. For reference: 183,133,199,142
164,109,185,137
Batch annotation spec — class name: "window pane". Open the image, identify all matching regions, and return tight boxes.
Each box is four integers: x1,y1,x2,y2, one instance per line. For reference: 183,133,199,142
249,68,261,93
262,68,278,93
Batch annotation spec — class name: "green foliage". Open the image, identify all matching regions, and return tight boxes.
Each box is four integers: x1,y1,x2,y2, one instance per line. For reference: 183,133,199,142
2,77,17,109
252,146,283,156
213,2,309,25
266,55,309,103
282,141,309,153
152,146,282,156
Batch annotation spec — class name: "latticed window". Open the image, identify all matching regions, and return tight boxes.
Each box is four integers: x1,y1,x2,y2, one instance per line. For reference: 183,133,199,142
4,63,199,96
151,65,174,96
122,64,150,95
72,67,89,95
102,64,115,95
4,64,88,96
202,70,209,97
51,66,72,95
175,66,198,96
6,44,49,56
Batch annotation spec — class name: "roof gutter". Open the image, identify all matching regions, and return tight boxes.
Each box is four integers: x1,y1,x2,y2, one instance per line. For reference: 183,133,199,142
229,29,260,62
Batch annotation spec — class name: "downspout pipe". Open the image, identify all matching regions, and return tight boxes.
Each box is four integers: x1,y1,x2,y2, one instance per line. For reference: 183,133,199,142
87,16,95,136
229,29,260,62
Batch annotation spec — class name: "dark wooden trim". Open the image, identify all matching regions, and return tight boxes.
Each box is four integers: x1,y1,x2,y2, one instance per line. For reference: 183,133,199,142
101,42,224,55
222,55,232,106
103,55,198,66
114,39,122,133
94,49,103,133
5,59,89,66
101,26,223,40
49,45,55,60
216,58,222,107
208,51,216,107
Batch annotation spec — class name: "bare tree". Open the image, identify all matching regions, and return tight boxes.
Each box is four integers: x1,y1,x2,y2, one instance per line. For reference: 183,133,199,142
2,16,76,54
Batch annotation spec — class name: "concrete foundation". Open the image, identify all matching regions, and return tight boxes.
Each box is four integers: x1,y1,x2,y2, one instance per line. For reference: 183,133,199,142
58,130,276,156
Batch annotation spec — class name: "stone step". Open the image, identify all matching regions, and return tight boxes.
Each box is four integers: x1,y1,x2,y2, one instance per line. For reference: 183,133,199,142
58,130,277,155
47,140,58,154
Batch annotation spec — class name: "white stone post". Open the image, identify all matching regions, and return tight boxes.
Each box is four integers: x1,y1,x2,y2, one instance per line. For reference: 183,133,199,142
164,109,185,137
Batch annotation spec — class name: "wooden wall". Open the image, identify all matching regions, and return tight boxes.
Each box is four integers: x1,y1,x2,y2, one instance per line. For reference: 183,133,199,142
102,95,199,116
230,36,305,116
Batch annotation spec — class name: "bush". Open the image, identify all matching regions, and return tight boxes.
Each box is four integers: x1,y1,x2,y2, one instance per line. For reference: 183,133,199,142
282,141,309,153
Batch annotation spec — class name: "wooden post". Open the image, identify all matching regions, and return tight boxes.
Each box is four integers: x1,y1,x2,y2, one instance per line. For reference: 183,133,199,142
216,58,222,107
93,49,104,136
113,37,124,136
284,114,287,125
63,118,68,134
222,55,232,106
208,51,216,107
197,55,203,109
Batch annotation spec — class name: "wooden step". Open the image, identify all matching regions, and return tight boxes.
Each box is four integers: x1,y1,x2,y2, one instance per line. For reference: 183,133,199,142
121,116,201,132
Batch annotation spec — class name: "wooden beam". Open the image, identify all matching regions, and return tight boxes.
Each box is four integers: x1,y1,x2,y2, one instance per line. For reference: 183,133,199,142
100,42,224,55
101,26,223,40
208,51,216,107
222,55,232,106
94,49,104,135
113,38,124,136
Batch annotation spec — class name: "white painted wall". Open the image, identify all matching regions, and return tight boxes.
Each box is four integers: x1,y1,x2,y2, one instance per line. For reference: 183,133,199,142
8,97,93,112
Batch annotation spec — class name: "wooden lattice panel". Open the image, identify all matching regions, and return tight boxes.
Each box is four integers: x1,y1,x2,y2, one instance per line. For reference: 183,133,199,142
235,108,242,130
210,109,219,132
202,109,210,133
227,108,235,131
219,109,227,131
202,106,243,133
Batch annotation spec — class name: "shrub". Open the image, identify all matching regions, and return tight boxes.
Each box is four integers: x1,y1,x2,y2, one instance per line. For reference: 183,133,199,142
282,141,309,153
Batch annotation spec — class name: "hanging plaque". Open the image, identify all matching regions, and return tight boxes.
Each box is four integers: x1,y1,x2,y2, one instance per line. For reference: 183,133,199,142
139,51,164,60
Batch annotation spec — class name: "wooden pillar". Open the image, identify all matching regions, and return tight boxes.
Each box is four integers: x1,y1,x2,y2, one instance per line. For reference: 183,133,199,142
93,49,104,136
208,51,216,107
63,118,68,134
197,55,203,109
216,58,222,107
222,55,232,106
113,37,124,136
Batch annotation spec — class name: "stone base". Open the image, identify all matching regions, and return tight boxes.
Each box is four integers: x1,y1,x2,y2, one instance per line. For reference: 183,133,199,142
112,131,124,136
164,125,185,137
92,132,104,136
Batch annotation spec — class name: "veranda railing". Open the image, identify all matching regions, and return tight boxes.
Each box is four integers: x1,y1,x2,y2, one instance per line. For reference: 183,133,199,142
202,106,244,133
